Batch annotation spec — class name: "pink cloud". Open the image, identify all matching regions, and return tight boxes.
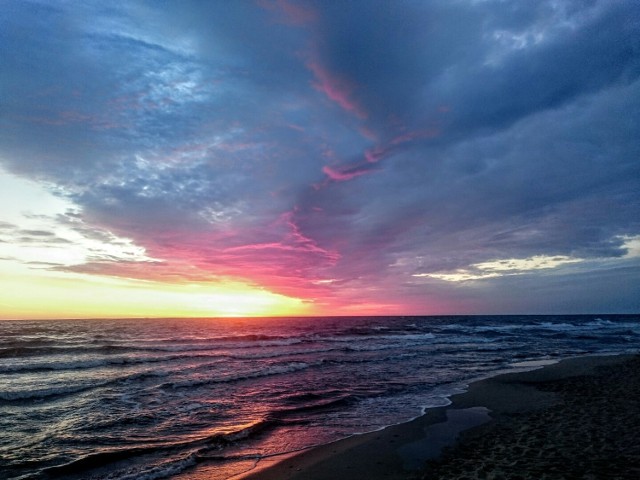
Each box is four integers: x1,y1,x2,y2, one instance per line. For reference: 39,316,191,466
320,127,442,184
364,145,390,163
54,209,474,315
223,242,295,253
322,165,372,182
365,128,441,163
390,128,441,145
95,209,341,299
306,61,367,119
281,209,340,262
358,125,379,141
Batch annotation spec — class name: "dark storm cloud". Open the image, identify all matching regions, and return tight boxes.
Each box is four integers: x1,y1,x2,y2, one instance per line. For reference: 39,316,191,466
1,0,639,313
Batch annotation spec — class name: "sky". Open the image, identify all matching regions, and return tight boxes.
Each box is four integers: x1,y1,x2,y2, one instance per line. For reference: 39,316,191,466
1,0,639,319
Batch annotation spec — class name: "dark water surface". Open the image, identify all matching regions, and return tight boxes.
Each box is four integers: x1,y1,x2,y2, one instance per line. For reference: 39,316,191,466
1,315,638,479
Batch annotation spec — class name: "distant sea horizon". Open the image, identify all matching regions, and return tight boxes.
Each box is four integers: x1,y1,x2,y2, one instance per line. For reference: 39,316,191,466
2,312,639,321
2,314,638,479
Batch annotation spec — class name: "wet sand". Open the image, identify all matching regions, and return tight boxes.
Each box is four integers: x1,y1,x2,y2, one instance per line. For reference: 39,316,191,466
237,354,640,480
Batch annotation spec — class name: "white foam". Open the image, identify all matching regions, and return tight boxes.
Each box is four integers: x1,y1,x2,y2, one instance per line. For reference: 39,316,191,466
0,383,100,401
166,362,312,389
118,454,197,480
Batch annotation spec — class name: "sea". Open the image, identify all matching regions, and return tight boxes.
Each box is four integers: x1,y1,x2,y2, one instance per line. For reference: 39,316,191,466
1,315,638,480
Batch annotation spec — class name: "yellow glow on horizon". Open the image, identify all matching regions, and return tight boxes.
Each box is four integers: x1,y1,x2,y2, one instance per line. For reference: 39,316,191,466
0,167,312,320
0,262,311,320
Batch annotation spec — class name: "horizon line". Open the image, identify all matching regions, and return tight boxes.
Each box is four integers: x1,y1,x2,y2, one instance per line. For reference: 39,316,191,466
1,312,637,321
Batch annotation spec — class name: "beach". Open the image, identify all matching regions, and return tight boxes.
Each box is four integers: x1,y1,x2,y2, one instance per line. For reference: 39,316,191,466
239,354,640,480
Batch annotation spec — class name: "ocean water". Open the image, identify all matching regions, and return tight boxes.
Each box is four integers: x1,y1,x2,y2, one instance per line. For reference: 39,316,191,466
1,315,638,480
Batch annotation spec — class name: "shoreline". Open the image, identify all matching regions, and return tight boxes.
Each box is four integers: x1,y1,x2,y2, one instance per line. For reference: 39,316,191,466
233,353,639,480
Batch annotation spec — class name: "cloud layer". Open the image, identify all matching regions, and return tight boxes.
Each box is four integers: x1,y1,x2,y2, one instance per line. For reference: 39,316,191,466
1,0,639,314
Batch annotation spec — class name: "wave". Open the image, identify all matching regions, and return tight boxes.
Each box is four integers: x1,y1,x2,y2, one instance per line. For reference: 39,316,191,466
0,331,487,376
0,382,104,402
0,333,296,348
137,338,305,351
434,335,497,344
0,336,90,348
342,342,416,352
149,333,297,344
41,447,198,480
271,395,358,418
10,319,631,364
1,357,323,404
0,344,191,359
0,344,140,359
0,357,116,374
0,337,306,360
0,369,170,402
437,319,640,337
226,346,339,360
0,352,229,374
118,455,198,480
1,346,343,375
41,418,277,479
316,332,435,344
162,362,313,390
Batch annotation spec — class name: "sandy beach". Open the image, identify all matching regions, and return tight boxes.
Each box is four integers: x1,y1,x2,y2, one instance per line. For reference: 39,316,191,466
238,354,640,480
